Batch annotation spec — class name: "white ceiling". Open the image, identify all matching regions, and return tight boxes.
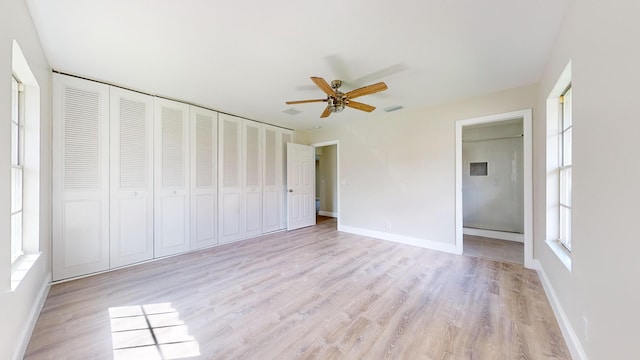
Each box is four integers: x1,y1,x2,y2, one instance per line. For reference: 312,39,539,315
26,0,568,131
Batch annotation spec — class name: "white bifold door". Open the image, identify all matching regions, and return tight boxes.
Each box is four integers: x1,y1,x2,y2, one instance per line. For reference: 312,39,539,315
262,126,281,233
109,87,154,268
243,120,263,238
280,131,293,230
53,73,293,280
190,106,218,250
219,114,243,243
263,126,293,233
53,75,110,281
287,143,316,230
219,114,265,242
154,98,190,257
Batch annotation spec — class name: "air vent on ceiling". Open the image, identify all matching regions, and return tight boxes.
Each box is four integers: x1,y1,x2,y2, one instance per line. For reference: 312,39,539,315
384,105,403,112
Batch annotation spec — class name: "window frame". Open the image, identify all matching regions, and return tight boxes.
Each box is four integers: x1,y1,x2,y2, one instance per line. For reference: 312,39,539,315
559,85,572,252
10,39,42,291
545,60,572,271
11,75,25,264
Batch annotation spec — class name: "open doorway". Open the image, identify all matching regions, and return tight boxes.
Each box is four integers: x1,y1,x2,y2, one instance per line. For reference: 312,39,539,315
455,109,533,268
462,119,524,265
312,141,339,228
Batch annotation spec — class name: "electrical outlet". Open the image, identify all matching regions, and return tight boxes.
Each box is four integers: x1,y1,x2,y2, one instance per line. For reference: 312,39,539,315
385,221,391,230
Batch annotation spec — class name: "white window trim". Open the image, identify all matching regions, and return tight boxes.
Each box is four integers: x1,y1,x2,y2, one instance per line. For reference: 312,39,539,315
11,75,25,264
10,40,42,291
558,85,572,252
546,61,572,271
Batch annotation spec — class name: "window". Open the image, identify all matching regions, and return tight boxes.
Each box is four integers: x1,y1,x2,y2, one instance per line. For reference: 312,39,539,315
546,61,571,270
559,86,572,251
11,75,24,263
10,39,41,290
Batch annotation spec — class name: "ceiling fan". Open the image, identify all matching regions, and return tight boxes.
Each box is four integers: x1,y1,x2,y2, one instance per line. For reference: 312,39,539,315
286,77,388,118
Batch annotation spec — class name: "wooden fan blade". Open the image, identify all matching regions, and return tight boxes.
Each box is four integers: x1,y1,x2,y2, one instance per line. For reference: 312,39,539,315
344,82,388,99
346,100,375,112
320,106,332,118
286,99,326,105
311,77,335,96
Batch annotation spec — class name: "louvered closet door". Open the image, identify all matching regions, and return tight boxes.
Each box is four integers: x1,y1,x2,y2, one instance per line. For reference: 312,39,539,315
243,121,263,238
154,98,190,257
109,87,154,268
52,74,110,281
262,125,281,233
218,114,243,243
190,106,218,250
280,130,293,230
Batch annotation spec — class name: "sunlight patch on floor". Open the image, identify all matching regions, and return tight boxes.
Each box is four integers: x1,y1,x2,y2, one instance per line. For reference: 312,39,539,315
109,302,200,360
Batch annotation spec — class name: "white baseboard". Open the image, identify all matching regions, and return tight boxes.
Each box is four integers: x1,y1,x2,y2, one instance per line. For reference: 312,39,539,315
463,227,524,243
339,225,459,254
318,211,338,218
534,260,587,360
13,273,51,360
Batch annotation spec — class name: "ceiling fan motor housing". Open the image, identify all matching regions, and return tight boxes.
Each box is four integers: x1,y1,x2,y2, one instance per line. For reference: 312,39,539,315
328,93,345,113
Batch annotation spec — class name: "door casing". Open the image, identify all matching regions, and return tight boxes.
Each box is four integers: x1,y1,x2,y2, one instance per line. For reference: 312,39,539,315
455,109,533,268
311,140,340,228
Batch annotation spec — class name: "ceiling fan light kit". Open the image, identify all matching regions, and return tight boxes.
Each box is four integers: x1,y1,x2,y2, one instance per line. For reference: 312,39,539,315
286,76,388,118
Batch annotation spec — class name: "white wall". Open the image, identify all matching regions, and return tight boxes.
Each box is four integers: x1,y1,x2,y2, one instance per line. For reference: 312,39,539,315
0,0,52,358
307,84,537,249
534,0,640,358
462,121,524,233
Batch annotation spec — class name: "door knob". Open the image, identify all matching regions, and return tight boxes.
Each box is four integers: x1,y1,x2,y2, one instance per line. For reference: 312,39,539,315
289,189,293,192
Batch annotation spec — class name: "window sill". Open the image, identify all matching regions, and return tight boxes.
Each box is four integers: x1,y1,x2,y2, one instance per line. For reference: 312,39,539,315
546,240,572,271
11,252,41,291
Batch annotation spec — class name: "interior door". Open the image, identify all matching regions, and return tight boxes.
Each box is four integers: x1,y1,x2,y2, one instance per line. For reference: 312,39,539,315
52,74,110,281
262,125,280,233
219,114,243,243
154,98,190,257
243,121,263,238
190,106,218,250
109,87,154,268
280,131,293,230
287,143,315,230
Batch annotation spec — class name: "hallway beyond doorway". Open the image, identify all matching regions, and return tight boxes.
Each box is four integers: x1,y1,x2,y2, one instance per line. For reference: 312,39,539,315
463,235,524,265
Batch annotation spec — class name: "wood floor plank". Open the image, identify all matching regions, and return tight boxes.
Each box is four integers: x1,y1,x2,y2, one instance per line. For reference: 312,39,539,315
25,217,571,359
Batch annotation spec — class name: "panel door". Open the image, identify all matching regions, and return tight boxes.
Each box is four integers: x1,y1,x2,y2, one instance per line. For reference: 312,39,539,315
263,125,282,233
190,106,218,250
219,114,243,243
109,87,154,268
287,142,316,231
280,131,293,230
52,74,110,281
243,121,263,238
154,98,190,257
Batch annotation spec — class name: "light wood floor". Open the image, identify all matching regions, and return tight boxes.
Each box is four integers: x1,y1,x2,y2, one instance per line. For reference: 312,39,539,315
463,235,524,266
25,218,570,359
